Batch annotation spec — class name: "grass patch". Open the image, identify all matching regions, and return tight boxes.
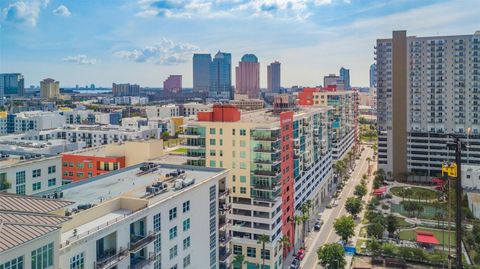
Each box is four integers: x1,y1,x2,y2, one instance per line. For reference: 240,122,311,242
395,216,412,228
390,186,439,200
173,148,187,154
390,202,445,220
398,228,456,246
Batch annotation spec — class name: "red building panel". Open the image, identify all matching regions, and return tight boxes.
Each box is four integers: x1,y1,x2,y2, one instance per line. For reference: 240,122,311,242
280,111,295,255
197,104,241,122
62,154,125,181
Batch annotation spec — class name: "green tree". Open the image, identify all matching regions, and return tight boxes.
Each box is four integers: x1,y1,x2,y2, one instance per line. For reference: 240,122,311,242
257,234,271,269
345,197,363,217
385,214,398,237
233,254,246,269
368,239,382,256
354,184,367,198
317,243,346,269
333,216,355,243
293,215,303,253
367,223,384,239
302,200,313,232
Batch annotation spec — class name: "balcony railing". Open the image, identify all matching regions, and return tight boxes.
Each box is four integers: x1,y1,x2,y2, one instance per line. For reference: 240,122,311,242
129,231,155,252
252,147,279,153
95,248,129,269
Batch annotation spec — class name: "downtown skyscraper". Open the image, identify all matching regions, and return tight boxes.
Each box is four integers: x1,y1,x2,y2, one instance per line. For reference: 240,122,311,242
267,61,281,93
235,54,260,99
369,63,377,87
210,51,233,100
376,30,480,178
193,53,212,93
339,67,350,89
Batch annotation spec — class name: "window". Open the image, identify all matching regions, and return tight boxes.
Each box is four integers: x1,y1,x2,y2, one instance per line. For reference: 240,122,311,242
69,252,84,269
209,160,216,167
169,207,177,220
240,140,246,147
183,219,190,231
154,213,161,232
87,163,93,169
232,129,236,135
88,172,93,177
219,139,223,146
219,128,223,135
209,150,216,156
170,266,177,269
32,169,41,178
219,161,223,168
16,171,26,184
233,245,242,255
183,201,190,213
69,162,74,167
209,128,216,134
169,226,178,239
154,233,161,253
240,162,246,169
113,163,119,170
240,129,246,136
183,236,191,250
1,256,24,269
247,247,256,258
209,139,216,145
261,249,271,260
76,173,84,178
48,166,56,174
48,178,56,187
32,182,41,191
169,245,178,259
240,187,246,194
63,162,68,167
240,176,246,183
16,185,26,195
31,242,53,269
183,255,191,268
240,151,246,158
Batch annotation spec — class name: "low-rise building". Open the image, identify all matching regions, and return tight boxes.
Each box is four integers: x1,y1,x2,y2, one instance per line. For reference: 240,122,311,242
61,140,163,181
230,98,264,111
0,152,62,195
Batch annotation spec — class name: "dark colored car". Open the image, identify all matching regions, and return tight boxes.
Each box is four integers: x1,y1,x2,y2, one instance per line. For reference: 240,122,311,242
290,258,300,269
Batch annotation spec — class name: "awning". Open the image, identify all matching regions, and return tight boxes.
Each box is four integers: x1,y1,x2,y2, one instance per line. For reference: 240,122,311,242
373,186,387,195
416,231,440,245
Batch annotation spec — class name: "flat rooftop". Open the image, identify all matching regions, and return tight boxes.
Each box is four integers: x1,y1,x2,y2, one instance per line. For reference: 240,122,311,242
239,106,327,125
63,146,118,158
38,162,226,210
0,152,54,169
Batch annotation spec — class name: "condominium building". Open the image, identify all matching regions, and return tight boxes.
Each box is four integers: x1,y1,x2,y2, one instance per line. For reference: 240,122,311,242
40,78,60,99
0,194,73,269
376,30,480,178
193,53,212,93
146,103,212,120
0,111,65,135
163,75,182,93
0,125,161,148
210,51,233,100
0,152,62,195
112,83,140,97
298,87,358,160
236,54,260,99
181,104,333,268
267,61,281,93
1,162,229,269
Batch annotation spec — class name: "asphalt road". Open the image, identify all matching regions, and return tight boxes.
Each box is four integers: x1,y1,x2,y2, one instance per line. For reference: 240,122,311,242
300,146,374,269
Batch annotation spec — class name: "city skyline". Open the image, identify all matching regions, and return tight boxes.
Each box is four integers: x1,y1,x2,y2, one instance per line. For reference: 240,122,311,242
1,0,479,88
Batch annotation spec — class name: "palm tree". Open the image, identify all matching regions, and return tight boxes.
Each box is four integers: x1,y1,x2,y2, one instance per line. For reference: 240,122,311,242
303,200,313,231
293,215,303,253
257,234,271,269
233,254,246,269
366,157,372,175
279,235,291,258
301,214,309,246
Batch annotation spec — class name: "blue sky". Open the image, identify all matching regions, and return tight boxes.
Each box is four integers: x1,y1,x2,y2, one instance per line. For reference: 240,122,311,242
1,0,479,88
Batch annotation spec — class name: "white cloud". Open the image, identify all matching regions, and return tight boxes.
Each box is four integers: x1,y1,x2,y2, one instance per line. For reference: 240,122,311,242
53,5,71,17
63,54,97,65
136,0,341,20
114,38,199,65
2,0,49,26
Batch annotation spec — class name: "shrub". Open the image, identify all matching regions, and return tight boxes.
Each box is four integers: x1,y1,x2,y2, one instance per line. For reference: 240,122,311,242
381,204,390,210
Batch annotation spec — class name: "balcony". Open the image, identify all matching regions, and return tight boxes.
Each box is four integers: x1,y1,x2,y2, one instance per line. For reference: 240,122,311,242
130,231,155,253
253,158,280,165
252,170,280,177
130,252,155,269
94,248,129,269
252,146,279,153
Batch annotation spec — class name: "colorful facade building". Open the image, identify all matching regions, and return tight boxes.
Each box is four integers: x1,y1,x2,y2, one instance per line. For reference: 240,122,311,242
298,87,358,160
62,150,125,181
181,104,333,268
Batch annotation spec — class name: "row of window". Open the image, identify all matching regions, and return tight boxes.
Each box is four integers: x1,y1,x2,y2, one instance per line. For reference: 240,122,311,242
168,219,191,239
209,128,247,136
63,171,93,178
233,245,271,259
169,201,191,221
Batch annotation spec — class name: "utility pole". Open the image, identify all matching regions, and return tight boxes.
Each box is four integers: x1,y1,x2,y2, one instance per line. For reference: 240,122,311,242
445,135,465,269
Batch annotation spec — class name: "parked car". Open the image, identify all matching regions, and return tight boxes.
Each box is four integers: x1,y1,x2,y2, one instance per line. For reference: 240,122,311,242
314,220,323,231
296,249,305,260
290,258,301,269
